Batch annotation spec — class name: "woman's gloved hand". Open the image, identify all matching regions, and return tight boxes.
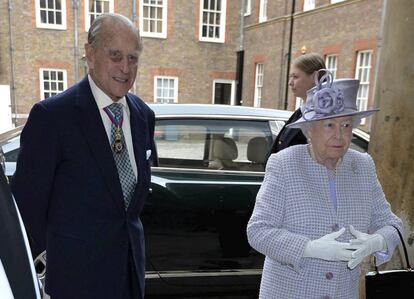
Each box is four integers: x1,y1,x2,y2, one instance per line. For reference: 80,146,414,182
347,225,387,269
303,227,360,262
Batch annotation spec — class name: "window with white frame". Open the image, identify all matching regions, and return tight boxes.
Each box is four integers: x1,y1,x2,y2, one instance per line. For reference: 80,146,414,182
213,80,235,105
85,0,114,31
355,50,372,125
259,0,267,22
325,54,338,79
303,0,315,11
40,69,67,100
244,0,251,16
199,0,227,43
35,0,67,30
154,76,178,103
254,63,264,107
140,0,168,38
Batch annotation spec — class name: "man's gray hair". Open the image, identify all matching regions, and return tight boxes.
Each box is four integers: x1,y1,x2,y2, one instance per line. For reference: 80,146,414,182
87,13,143,53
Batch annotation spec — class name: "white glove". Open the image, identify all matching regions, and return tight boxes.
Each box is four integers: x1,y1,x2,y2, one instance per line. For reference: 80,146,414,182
347,225,387,269
303,227,359,262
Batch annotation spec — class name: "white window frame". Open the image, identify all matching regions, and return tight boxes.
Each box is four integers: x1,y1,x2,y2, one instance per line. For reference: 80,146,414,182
244,0,251,16
139,0,168,39
35,0,67,30
303,0,315,11
331,0,345,4
39,68,68,100
84,0,114,32
325,54,338,79
355,50,372,125
154,76,178,103
254,63,264,108
212,79,236,105
259,0,267,22
199,0,227,43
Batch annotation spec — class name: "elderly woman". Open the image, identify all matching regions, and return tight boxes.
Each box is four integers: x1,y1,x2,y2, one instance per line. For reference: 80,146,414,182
247,70,402,299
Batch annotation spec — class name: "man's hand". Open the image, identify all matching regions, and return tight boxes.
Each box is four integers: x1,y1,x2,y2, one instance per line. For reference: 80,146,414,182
303,227,360,262
347,225,387,269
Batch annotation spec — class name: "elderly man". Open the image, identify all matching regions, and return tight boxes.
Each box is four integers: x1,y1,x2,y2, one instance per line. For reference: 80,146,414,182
12,13,155,299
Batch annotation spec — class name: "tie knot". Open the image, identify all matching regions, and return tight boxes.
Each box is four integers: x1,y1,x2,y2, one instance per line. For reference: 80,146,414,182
107,102,123,119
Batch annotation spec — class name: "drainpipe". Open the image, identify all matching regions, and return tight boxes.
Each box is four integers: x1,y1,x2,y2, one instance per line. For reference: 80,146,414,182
235,0,246,106
132,0,137,23
132,0,137,94
283,0,296,110
7,0,17,126
72,0,80,82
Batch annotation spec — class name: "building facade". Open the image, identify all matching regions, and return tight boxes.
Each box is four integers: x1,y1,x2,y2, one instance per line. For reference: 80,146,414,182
0,0,381,131
243,0,382,130
0,0,242,127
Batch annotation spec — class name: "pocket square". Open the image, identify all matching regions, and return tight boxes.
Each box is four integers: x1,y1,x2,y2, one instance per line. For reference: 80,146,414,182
146,150,151,160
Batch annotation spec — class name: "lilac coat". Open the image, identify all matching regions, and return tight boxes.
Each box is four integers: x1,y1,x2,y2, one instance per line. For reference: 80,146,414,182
247,145,402,299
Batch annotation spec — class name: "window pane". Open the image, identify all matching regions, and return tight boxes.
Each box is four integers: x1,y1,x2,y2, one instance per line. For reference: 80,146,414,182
48,11,54,24
51,71,56,80
48,0,54,8
56,12,62,24
41,11,47,23
40,0,46,7
56,0,62,10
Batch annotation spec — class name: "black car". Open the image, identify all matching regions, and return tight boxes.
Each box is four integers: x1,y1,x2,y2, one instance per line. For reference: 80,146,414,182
1,104,369,298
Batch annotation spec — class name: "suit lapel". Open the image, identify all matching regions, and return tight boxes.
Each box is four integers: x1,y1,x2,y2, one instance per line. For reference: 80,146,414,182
74,78,125,212
126,95,148,210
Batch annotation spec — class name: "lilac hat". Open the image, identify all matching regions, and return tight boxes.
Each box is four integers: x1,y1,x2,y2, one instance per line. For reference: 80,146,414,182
286,69,379,128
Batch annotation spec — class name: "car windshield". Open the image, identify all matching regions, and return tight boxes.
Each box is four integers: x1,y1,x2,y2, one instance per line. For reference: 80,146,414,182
155,119,273,172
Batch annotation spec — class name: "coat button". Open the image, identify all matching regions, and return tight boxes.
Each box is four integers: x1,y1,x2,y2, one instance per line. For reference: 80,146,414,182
325,272,333,280
331,223,339,231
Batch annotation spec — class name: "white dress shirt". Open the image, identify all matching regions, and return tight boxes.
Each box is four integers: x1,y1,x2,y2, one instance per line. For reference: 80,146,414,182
88,75,138,179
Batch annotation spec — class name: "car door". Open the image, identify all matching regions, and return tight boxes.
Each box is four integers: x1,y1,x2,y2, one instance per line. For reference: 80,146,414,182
142,117,275,296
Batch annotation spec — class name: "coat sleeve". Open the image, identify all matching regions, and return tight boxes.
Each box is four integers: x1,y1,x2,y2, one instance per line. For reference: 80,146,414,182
11,102,60,257
247,153,309,272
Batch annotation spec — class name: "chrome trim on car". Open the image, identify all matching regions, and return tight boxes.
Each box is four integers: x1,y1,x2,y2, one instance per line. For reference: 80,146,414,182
145,269,263,279
155,114,288,121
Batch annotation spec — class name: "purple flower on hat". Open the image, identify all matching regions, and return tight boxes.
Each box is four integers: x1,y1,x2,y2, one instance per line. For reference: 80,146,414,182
302,70,345,121
313,88,345,114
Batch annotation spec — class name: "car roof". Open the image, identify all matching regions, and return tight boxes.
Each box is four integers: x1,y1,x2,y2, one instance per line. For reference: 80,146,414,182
148,104,293,120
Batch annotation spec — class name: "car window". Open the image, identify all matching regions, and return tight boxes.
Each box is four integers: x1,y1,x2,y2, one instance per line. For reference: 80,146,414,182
155,119,273,172
1,136,20,162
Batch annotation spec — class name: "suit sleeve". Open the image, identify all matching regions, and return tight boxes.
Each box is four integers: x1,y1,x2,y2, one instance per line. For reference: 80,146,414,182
11,102,60,257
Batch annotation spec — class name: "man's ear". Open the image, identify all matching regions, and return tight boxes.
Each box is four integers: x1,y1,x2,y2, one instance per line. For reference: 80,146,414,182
84,43,94,70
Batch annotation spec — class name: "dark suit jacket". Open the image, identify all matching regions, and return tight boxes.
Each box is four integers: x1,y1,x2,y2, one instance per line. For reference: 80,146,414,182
268,108,307,157
12,77,155,299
